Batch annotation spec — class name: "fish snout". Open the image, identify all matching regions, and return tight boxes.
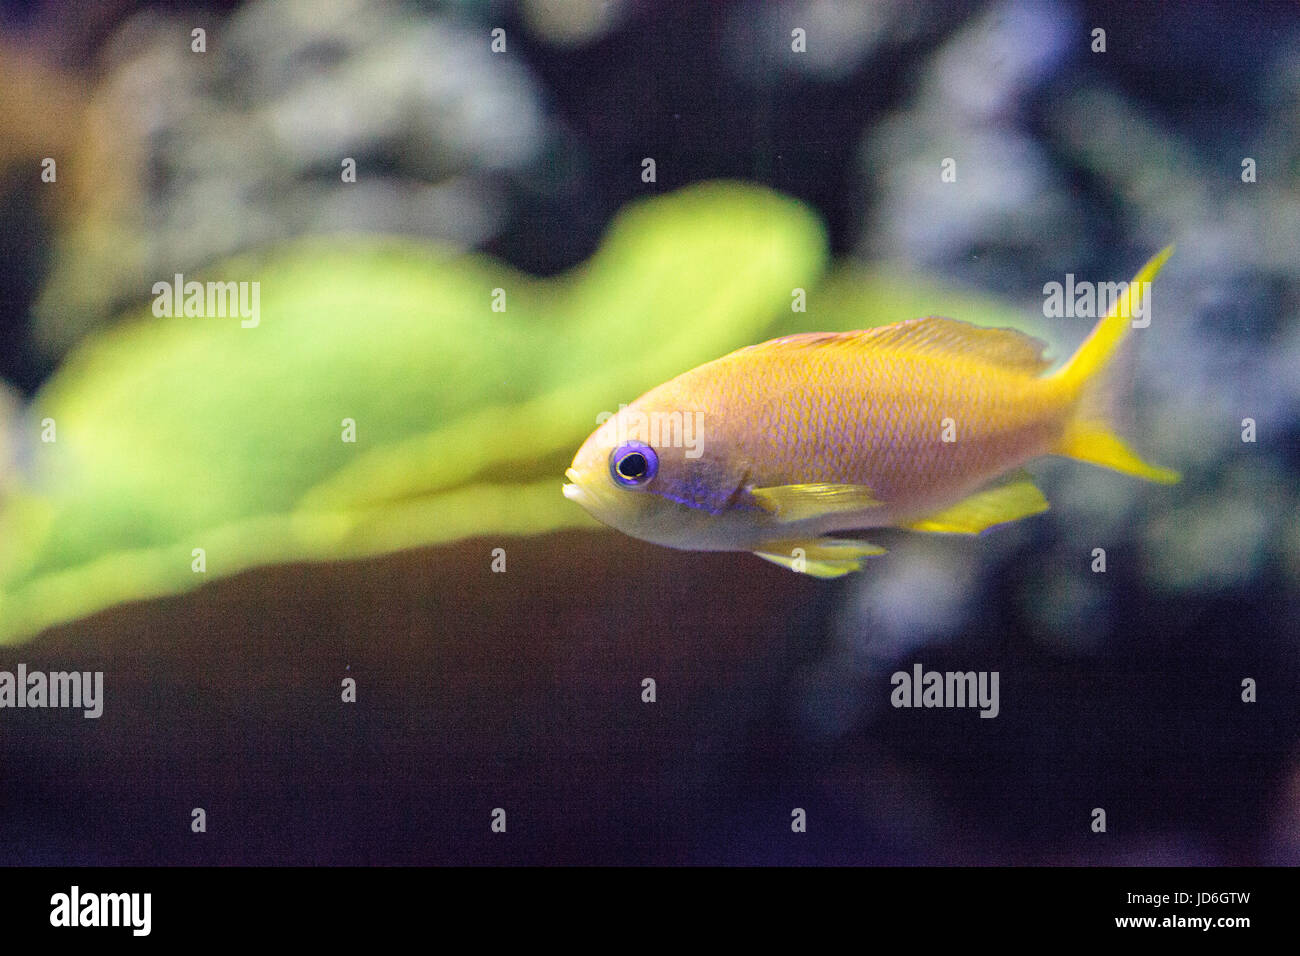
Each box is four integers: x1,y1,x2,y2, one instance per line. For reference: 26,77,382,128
562,467,585,503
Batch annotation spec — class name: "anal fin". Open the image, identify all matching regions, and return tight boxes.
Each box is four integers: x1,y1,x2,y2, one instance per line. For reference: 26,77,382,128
904,471,1049,534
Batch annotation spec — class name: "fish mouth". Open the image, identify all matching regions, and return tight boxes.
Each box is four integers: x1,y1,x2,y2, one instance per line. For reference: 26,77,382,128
562,468,583,502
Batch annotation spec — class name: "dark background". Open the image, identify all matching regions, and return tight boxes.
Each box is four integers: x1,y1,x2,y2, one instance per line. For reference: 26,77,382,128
0,0,1296,864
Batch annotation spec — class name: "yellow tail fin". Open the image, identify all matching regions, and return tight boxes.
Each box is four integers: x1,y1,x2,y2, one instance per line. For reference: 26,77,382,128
1049,246,1180,484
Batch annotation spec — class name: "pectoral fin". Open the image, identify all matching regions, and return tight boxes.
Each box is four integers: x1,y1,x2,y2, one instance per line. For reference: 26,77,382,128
750,483,881,523
904,471,1048,534
753,537,887,578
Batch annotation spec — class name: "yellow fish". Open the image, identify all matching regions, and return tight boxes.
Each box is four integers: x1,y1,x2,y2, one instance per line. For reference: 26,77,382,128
563,248,1179,577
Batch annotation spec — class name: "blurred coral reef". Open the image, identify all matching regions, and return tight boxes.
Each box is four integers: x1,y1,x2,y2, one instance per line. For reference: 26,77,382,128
0,0,1294,864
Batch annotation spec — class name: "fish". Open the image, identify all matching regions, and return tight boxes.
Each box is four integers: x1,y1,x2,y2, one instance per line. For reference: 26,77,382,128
562,247,1179,578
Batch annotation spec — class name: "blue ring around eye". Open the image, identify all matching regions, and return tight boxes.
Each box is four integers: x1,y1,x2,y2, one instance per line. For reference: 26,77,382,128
609,441,658,488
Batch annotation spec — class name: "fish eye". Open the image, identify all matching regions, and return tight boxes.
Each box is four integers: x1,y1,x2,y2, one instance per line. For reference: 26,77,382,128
610,441,658,488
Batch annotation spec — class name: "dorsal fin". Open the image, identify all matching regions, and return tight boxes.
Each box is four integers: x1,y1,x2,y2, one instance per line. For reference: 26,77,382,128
741,317,1052,373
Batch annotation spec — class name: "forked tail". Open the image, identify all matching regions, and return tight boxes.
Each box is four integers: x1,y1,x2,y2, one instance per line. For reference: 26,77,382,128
1047,246,1180,484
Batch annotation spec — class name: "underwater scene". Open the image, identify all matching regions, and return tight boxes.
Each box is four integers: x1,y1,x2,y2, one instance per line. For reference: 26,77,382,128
0,0,1296,873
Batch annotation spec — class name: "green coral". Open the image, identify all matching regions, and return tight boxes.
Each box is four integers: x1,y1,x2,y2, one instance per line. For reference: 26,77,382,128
0,183,828,642
0,181,1032,644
